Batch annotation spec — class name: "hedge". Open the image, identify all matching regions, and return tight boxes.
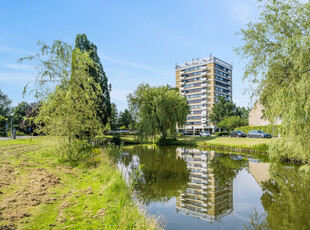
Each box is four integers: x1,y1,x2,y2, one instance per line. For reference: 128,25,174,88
215,132,229,136
235,125,282,136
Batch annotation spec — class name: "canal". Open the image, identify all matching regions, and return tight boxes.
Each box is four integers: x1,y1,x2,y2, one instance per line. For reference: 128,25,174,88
118,145,310,230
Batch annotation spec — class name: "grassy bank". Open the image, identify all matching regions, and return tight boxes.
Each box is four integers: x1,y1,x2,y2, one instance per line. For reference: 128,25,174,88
107,134,272,154
177,136,273,153
0,137,158,229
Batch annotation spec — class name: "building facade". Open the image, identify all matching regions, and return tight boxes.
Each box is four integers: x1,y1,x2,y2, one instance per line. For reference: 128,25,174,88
175,57,232,134
249,100,282,126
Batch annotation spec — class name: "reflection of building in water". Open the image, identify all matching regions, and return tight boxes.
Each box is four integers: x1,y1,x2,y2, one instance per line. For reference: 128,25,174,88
249,161,270,187
175,148,233,221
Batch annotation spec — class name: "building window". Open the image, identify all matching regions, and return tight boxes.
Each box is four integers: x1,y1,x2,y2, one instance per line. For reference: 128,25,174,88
183,66,203,73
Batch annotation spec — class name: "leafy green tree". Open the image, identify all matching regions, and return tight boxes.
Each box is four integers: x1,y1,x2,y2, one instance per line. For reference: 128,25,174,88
208,96,238,124
0,116,6,136
12,101,29,132
110,103,118,130
21,102,41,134
235,0,310,161
118,109,133,129
20,40,104,160
128,84,189,141
236,106,250,120
0,89,12,117
217,116,248,131
75,34,111,126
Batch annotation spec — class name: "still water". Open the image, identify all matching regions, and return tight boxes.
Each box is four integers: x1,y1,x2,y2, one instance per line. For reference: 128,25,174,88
119,145,310,230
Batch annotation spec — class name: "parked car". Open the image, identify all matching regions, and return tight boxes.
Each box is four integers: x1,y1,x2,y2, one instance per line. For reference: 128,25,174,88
229,130,246,138
200,131,211,137
247,130,272,138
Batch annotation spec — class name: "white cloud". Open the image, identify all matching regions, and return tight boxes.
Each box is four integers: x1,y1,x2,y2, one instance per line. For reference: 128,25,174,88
100,55,171,77
3,64,34,71
0,72,34,83
0,45,28,54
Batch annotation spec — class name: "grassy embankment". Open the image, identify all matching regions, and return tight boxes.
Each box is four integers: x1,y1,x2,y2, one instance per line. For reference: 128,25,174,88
178,136,273,154
0,137,159,230
114,135,273,154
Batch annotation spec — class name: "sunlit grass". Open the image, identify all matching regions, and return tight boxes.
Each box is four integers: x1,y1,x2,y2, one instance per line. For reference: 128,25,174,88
0,137,159,229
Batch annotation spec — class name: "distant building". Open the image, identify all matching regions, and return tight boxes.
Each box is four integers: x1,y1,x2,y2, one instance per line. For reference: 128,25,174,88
175,57,232,134
249,101,282,126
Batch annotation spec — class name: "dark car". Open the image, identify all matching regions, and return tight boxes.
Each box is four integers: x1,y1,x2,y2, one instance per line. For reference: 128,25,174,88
229,130,246,138
247,130,272,138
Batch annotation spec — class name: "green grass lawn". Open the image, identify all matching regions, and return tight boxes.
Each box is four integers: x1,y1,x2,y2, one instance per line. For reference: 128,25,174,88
0,137,158,230
178,136,274,146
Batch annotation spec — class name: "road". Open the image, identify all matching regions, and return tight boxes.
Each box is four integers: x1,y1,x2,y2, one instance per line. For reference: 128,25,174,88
0,136,34,141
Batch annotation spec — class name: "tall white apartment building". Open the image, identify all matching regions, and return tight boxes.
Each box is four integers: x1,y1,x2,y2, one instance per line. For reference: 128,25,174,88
175,56,232,134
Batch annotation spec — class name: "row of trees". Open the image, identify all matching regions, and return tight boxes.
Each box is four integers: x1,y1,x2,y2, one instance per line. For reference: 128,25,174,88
208,96,250,131
110,103,136,130
0,89,40,136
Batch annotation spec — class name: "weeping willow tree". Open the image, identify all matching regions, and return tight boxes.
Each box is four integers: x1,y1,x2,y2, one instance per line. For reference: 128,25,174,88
235,0,310,161
128,83,189,141
19,40,104,160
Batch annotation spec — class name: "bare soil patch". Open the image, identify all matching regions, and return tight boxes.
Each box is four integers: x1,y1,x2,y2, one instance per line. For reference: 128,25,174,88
0,145,61,230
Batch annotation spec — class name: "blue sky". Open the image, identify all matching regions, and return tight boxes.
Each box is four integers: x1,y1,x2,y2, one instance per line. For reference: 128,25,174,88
0,0,259,111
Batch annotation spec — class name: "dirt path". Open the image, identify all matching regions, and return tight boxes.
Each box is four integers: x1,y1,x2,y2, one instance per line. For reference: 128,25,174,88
0,145,61,229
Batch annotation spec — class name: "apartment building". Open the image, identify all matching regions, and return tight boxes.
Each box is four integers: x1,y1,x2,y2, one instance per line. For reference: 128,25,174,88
175,57,232,134
175,148,233,221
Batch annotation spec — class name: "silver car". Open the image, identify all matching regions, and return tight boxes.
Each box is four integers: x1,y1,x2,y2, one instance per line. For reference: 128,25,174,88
200,131,211,137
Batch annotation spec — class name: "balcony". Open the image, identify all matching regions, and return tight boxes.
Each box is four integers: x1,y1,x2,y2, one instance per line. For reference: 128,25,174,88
201,94,207,99
201,71,207,76
202,89,207,93
202,83,207,87
181,81,185,85
181,87,185,91
201,77,207,81
181,76,185,80
181,71,185,74
201,66,207,70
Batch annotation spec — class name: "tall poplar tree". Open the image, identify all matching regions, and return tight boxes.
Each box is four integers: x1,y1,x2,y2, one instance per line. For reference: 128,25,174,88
75,34,111,126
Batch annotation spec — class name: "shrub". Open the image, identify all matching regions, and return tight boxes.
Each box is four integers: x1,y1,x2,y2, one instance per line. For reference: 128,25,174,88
111,133,122,145
215,132,229,136
156,136,177,146
57,140,93,165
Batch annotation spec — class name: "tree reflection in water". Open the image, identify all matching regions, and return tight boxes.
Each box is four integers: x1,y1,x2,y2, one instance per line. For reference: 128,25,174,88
246,163,310,230
121,145,189,205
